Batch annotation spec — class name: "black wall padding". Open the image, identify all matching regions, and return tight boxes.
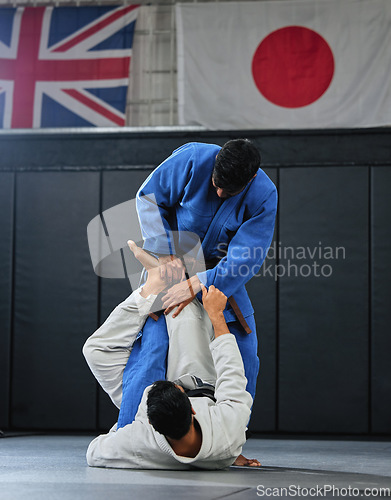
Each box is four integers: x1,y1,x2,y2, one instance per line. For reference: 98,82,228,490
0,174,14,429
1,128,390,435
97,170,152,430
1,129,391,170
12,172,100,429
371,167,391,433
278,167,369,433
246,168,278,432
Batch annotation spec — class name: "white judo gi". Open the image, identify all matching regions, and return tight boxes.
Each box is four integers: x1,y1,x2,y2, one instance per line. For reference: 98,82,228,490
83,288,253,470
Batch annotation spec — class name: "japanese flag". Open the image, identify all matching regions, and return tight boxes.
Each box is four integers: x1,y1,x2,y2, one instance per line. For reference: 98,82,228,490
176,0,391,129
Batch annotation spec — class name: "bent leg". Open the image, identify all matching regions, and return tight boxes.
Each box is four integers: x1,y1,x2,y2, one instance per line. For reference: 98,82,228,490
117,240,169,428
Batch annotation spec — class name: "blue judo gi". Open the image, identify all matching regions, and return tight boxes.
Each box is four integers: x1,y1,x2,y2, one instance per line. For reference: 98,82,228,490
117,142,277,428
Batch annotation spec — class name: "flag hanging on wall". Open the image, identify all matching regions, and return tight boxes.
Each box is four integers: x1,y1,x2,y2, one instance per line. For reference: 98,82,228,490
0,5,139,128
176,0,391,130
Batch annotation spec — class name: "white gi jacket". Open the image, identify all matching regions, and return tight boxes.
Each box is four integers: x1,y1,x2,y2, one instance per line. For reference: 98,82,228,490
83,289,253,470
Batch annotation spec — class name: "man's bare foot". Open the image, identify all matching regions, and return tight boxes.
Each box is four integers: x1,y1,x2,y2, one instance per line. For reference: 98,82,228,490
127,240,166,297
127,240,159,270
233,454,261,467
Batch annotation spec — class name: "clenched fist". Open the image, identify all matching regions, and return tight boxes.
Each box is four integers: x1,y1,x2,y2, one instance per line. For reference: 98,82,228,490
201,285,227,320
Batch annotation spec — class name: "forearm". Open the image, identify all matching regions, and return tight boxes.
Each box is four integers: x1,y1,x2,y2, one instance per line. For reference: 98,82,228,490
211,335,251,402
209,311,230,337
209,335,253,449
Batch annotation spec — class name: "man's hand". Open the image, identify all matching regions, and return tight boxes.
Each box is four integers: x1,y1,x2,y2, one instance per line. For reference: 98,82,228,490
201,284,227,320
162,275,202,317
158,255,186,285
201,285,230,337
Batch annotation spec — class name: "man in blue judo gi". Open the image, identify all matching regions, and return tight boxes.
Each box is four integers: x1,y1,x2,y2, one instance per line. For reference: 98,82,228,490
117,139,277,447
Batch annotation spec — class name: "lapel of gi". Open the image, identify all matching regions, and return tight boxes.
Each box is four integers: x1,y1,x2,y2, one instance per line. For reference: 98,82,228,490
201,193,243,254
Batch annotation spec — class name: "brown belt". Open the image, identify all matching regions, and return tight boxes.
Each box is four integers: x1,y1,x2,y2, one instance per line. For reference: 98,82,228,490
227,296,251,334
205,259,251,334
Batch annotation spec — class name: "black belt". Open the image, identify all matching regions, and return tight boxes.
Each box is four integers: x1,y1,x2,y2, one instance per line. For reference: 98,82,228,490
185,388,216,403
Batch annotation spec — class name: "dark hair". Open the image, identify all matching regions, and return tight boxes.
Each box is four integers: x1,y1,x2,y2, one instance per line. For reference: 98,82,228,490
213,138,260,193
147,380,192,440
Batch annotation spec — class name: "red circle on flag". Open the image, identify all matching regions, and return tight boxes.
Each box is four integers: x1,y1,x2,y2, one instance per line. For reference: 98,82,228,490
252,26,335,108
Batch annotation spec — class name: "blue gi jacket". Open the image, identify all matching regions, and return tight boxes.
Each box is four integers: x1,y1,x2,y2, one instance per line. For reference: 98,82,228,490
136,142,277,321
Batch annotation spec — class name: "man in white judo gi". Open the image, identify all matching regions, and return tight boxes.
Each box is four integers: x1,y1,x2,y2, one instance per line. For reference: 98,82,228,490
83,241,261,469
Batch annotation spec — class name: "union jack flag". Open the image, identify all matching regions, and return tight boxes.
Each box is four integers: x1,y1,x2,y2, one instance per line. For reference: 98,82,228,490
0,5,139,128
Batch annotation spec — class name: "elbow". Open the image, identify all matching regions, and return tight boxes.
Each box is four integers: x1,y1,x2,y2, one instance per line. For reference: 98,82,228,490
82,339,89,360
86,444,98,467
82,338,95,366
86,448,94,467
86,437,104,468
